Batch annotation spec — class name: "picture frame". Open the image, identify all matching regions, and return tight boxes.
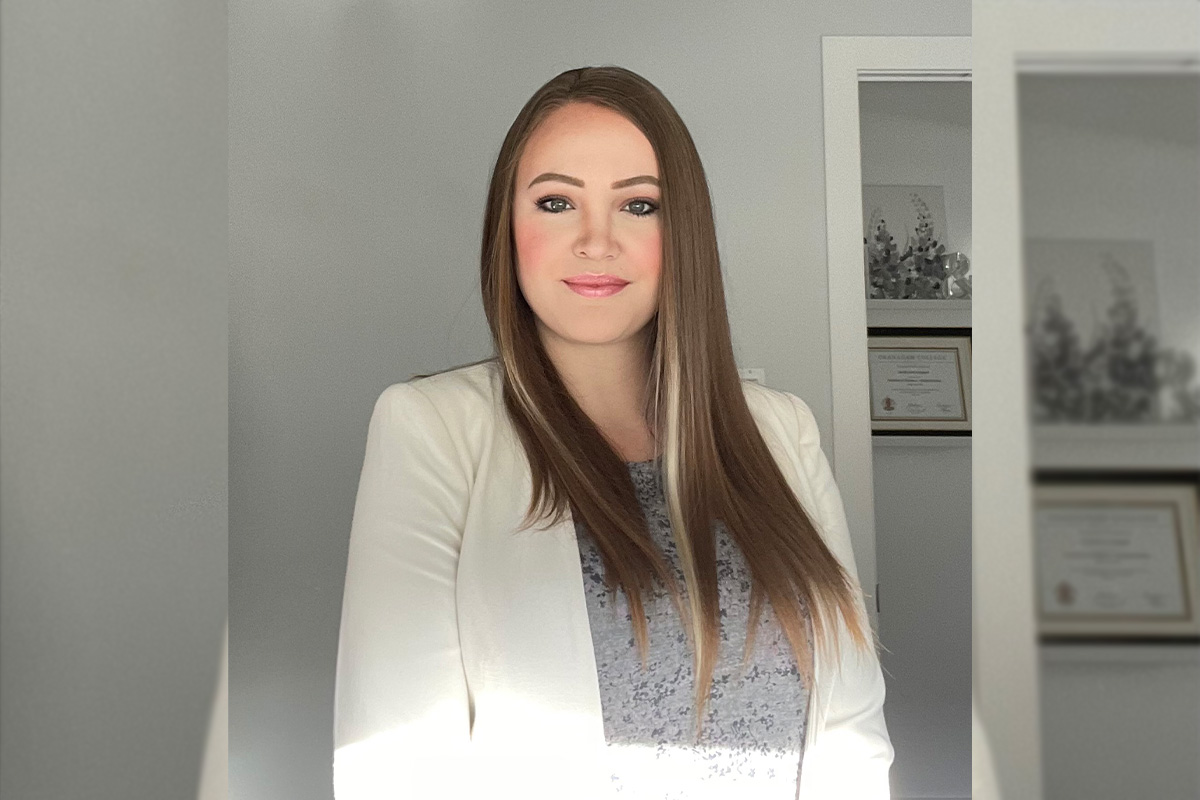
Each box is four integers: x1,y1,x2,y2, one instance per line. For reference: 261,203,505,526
861,184,972,301
866,330,972,433
1033,475,1200,640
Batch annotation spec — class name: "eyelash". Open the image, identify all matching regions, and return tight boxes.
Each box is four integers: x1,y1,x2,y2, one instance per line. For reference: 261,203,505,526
534,195,660,218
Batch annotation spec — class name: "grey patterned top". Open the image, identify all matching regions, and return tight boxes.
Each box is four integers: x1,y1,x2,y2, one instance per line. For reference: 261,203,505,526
574,456,813,799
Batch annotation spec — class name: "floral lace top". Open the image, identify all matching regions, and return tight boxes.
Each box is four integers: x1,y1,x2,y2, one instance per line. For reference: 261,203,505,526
573,456,813,800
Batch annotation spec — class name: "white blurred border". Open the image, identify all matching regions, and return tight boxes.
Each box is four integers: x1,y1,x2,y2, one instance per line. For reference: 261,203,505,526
972,3,1200,799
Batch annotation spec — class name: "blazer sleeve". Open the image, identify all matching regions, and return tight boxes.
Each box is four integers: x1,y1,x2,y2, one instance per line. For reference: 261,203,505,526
788,392,895,800
333,382,475,799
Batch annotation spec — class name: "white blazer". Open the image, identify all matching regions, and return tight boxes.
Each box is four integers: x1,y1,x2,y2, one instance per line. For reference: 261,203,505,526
333,360,892,799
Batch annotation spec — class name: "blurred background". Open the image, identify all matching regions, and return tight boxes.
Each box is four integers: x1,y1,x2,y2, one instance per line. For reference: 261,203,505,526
974,3,1200,799
1019,56,1200,800
0,1,227,798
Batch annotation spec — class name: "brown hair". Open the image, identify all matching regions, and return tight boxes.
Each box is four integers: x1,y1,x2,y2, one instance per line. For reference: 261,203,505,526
415,65,873,742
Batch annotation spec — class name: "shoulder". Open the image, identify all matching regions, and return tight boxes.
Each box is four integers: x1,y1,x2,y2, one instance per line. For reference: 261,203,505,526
366,360,501,469
742,381,851,562
374,358,500,420
740,380,822,453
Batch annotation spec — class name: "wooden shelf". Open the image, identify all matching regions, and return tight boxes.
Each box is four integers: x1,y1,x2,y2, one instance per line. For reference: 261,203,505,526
865,298,971,328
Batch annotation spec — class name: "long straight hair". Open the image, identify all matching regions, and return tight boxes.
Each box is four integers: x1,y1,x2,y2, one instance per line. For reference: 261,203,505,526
418,65,873,742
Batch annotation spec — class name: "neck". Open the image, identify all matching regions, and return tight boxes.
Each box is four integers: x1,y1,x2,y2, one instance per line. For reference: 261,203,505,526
539,323,655,432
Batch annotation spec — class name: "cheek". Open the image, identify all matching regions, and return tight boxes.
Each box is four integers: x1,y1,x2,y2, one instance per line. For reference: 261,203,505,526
512,217,552,278
634,229,664,280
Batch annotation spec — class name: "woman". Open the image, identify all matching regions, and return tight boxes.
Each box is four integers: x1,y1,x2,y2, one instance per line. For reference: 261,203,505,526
333,65,892,799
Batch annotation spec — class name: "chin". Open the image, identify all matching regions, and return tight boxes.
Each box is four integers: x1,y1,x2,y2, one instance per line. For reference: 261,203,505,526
546,323,636,345
535,311,656,347
566,330,632,345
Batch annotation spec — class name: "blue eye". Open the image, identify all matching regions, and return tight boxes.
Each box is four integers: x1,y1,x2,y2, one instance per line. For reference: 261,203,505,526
535,196,571,214
533,196,660,217
626,199,659,218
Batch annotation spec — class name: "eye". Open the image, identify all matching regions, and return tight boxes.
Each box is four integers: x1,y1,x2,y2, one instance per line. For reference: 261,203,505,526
533,195,660,217
534,196,572,214
625,199,659,218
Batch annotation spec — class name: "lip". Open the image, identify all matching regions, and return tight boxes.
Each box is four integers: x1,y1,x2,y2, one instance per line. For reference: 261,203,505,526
563,274,629,287
565,281,627,298
563,274,630,298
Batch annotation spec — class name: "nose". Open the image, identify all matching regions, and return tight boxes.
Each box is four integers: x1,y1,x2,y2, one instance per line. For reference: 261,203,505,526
573,210,619,261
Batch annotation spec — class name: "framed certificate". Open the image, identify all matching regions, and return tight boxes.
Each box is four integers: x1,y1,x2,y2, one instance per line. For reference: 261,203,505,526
866,333,971,432
1034,479,1200,640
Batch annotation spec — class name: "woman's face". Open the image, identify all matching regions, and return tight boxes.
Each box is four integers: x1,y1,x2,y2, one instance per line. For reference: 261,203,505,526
512,102,662,352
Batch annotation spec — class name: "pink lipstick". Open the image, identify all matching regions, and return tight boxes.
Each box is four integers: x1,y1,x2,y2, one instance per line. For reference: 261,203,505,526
565,282,627,297
563,274,629,298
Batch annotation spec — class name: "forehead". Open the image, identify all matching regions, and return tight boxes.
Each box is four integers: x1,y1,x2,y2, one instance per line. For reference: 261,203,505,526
518,103,658,178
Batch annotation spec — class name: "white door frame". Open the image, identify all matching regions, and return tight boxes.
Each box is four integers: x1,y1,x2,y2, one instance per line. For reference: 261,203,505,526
974,4,1199,799
821,35,970,637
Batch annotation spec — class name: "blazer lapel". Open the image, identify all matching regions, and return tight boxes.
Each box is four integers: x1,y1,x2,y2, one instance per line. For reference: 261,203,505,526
456,424,608,753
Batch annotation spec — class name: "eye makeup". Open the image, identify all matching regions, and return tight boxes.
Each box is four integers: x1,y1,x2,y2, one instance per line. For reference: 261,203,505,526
533,195,660,217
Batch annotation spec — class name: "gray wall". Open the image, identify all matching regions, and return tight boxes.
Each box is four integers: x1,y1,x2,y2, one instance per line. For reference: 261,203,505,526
873,443,973,800
0,1,228,799
229,2,970,798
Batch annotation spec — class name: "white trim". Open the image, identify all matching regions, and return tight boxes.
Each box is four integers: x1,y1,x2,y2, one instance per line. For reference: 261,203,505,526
866,299,972,329
1041,642,1200,667
1016,57,1200,74
872,435,971,449
1033,425,1200,471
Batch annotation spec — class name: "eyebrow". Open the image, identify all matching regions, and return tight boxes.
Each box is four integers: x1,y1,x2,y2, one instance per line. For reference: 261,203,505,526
527,172,660,190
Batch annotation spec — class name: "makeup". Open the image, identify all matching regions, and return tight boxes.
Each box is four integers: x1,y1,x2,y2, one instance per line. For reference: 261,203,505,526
564,282,627,298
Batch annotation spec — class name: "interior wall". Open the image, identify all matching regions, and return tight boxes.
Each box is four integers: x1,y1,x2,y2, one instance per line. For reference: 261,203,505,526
859,81,973,259
859,80,973,800
0,1,228,798
1018,74,1200,366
